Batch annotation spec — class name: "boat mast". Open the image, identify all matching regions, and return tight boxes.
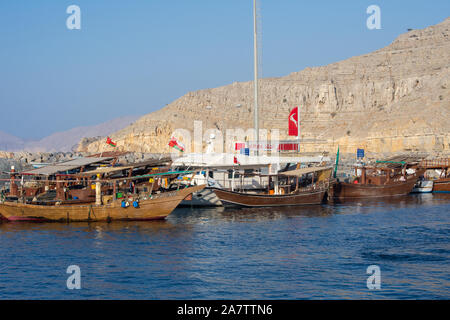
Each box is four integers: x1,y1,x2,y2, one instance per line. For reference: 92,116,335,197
253,0,259,156
297,107,300,153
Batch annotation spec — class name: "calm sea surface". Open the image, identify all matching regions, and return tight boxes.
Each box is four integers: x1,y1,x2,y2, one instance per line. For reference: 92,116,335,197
0,193,449,299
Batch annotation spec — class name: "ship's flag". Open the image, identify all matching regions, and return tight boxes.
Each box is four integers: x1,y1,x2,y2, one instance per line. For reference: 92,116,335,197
233,156,241,165
168,137,185,152
288,107,299,136
106,137,117,147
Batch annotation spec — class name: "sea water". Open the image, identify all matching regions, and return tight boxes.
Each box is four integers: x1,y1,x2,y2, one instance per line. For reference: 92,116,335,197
0,193,449,299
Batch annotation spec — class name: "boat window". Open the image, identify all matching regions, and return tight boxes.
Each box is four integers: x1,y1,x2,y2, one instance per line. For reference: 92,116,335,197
228,170,240,179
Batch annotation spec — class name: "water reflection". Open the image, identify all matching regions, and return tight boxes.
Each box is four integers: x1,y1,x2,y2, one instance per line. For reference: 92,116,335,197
1,193,449,229
0,219,177,234
173,193,450,223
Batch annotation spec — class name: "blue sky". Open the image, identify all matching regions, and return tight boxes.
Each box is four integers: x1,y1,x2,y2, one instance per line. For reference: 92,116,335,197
0,0,448,140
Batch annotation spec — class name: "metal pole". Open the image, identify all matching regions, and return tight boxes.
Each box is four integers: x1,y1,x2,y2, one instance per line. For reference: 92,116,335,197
95,174,102,206
297,107,300,153
253,0,259,156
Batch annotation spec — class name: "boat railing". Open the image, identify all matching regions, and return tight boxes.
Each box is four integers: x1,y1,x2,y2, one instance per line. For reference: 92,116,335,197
419,158,450,169
296,179,330,193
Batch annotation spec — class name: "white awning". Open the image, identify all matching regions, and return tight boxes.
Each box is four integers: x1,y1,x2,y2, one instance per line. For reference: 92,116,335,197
21,157,114,176
279,166,333,177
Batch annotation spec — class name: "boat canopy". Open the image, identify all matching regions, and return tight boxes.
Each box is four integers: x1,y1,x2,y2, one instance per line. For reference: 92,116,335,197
279,166,333,177
126,157,172,168
73,166,134,177
172,153,330,168
21,157,114,176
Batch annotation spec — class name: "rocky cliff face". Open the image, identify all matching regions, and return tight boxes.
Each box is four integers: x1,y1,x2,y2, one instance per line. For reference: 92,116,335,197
77,18,450,156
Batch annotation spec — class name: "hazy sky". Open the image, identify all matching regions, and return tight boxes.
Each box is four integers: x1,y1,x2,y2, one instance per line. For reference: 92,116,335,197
0,0,448,140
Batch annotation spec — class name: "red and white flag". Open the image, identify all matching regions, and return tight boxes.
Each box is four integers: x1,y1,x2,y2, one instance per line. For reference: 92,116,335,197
168,137,185,152
288,107,299,136
106,137,117,147
235,142,246,151
233,156,240,165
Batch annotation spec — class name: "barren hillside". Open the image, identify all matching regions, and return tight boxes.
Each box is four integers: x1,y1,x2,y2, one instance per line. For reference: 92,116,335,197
77,18,450,156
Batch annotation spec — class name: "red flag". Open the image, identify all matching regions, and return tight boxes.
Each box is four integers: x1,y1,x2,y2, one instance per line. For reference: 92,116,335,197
106,137,117,147
233,156,240,165
168,137,185,152
288,107,299,136
235,143,245,151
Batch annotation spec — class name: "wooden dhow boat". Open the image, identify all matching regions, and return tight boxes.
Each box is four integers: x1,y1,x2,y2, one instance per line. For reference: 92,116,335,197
0,184,204,222
172,153,331,207
333,161,424,201
212,166,333,207
0,156,204,222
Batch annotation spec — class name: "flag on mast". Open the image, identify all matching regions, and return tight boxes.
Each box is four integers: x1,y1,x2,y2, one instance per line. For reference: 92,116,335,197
288,107,299,137
106,137,117,147
168,137,185,152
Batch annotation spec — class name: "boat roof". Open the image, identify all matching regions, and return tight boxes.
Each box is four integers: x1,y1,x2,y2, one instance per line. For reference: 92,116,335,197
172,153,330,169
21,157,114,176
74,166,134,177
279,166,333,177
72,158,173,177
87,151,129,158
375,154,427,168
125,157,173,168
110,170,194,181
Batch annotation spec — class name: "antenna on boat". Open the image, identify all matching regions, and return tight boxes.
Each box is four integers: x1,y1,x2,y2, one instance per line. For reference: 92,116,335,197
253,0,260,156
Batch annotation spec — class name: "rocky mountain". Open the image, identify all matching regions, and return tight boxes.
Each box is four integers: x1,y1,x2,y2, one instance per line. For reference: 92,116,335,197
0,116,140,152
77,18,450,156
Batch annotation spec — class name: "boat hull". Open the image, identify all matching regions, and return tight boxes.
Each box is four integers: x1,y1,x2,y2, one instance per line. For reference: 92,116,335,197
212,187,327,207
433,178,450,193
0,185,205,222
333,176,418,201
179,188,223,207
411,180,434,193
